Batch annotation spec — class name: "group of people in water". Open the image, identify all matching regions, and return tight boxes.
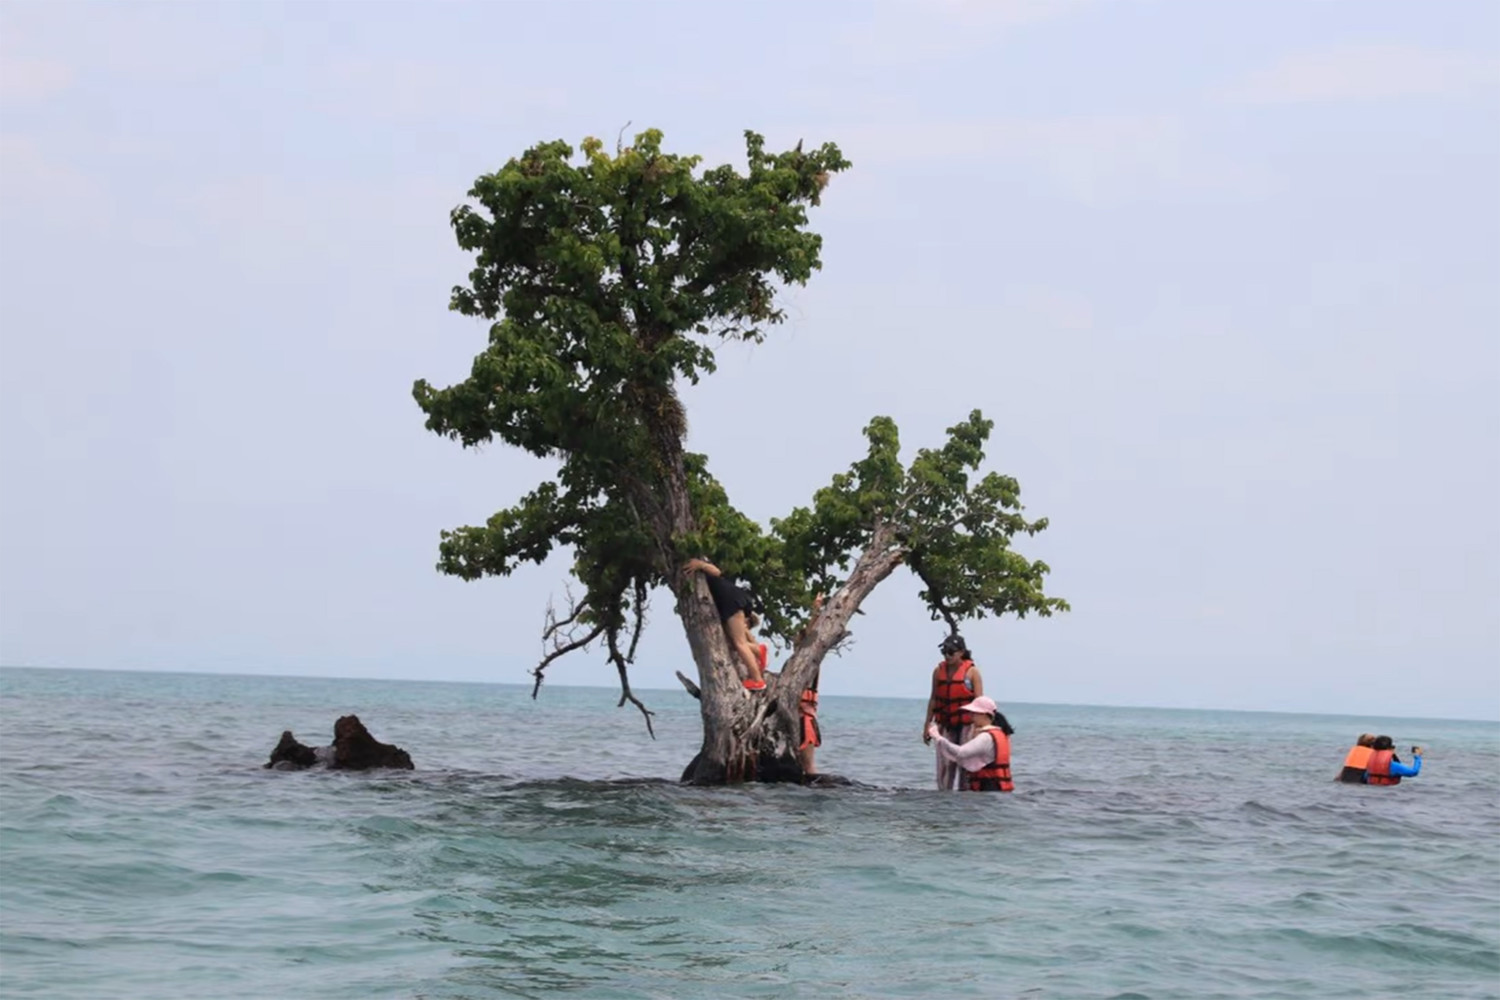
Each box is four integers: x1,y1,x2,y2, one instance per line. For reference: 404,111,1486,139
1337,733,1424,785
685,558,1424,792
684,557,1008,787
922,633,1013,791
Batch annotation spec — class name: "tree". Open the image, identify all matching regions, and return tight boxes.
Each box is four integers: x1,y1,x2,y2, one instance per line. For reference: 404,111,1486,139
414,129,1068,784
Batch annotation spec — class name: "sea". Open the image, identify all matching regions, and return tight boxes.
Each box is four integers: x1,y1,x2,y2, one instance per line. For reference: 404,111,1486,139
1,666,1496,1000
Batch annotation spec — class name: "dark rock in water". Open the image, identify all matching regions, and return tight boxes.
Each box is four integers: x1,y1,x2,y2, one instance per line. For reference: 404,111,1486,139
803,772,856,788
265,730,320,770
677,749,850,787
263,715,413,771
331,714,413,771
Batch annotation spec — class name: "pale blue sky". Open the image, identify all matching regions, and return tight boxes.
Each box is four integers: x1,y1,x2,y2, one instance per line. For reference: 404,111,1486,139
2,1,1496,720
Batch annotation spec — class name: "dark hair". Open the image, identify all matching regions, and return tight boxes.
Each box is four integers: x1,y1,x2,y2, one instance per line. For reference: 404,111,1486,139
939,634,969,656
1372,735,1394,751
993,711,1015,737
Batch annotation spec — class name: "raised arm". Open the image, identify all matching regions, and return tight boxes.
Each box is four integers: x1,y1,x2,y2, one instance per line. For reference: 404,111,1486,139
927,725,996,772
682,558,722,578
1388,749,1423,777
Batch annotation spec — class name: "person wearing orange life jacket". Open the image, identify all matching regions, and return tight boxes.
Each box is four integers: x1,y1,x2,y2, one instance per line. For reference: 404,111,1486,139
926,695,1015,792
797,677,821,775
1364,735,1424,786
921,634,984,791
758,593,826,777
1336,733,1377,783
793,594,826,776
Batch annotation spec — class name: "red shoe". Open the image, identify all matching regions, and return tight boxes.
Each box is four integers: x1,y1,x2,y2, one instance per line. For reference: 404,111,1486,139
743,678,767,691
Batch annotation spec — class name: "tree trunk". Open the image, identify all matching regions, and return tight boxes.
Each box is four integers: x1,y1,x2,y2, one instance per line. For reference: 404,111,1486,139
674,577,752,783
679,523,906,784
637,379,908,786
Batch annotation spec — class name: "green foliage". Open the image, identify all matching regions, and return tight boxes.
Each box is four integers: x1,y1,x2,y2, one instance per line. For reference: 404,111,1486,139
415,128,1065,682
415,128,849,454
755,411,1069,642
898,411,1069,626
414,130,850,649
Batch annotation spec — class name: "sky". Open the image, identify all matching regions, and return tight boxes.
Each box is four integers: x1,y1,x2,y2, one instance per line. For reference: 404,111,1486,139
1,0,1497,722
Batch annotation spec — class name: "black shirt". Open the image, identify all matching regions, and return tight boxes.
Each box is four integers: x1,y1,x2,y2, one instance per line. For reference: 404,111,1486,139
704,573,752,621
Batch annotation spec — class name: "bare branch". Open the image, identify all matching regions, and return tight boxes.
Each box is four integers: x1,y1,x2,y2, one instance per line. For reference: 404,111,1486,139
823,631,855,657
604,625,656,738
531,621,606,698
532,590,606,697
626,578,648,662
675,670,702,699
542,584,586,642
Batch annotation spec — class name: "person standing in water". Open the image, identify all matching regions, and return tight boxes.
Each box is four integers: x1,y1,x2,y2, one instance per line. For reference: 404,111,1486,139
754,593,826,776
794,593,826,776
927,695,1015,792
921,634,984,790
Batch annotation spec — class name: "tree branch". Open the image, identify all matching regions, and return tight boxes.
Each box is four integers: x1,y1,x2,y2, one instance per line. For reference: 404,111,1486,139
542,588,586,641
531,594,607,698
626,578,648,662
773,522,907,707
605,624,656,738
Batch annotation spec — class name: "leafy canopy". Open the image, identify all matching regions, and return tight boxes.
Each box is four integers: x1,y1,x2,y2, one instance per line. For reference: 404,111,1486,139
414,129,1066,680
417,128,848,455
413,130,851,651
743,410,1069,645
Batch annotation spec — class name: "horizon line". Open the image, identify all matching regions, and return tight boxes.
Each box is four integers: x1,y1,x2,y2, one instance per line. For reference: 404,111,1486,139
3,662,1495,726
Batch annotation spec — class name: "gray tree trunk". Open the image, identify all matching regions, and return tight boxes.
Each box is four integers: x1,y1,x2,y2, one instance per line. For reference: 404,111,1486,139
679,523,906,784
641,387,907,784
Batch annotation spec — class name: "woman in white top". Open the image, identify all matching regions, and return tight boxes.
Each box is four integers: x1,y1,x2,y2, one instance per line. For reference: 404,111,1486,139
926,695,1015,792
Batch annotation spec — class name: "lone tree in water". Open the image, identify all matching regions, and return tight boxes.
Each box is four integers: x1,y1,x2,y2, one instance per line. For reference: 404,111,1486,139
414,129,1068,784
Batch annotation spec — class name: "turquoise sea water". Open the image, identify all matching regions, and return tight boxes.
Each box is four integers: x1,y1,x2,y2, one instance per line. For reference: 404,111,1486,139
1,666,1496,999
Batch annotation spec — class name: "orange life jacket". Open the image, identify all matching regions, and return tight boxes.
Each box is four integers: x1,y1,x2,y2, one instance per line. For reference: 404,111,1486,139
1365,749,1401,785
932,660,976,727
967,727,1013,792
798,690,821,749
1337,744,1373,783
756,644,768,671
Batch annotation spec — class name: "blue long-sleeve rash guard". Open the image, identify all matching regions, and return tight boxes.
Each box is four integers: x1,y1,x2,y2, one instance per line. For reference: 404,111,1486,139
1385,754,1422,778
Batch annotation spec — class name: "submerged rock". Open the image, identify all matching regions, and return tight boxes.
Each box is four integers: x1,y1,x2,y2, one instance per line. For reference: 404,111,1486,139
330,714,413,770
263,714,414,771
265,730,320,770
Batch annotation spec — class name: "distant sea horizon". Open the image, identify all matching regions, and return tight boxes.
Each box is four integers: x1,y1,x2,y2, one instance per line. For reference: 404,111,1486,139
2,661,1494,725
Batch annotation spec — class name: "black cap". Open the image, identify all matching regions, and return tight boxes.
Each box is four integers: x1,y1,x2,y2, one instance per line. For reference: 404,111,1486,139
939,634,965,654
